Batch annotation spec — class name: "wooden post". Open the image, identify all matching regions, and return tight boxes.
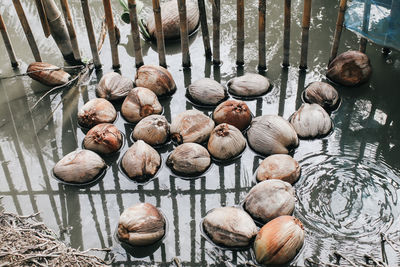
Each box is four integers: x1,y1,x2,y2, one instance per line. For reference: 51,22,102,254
128,0,144,67
0,14,18,68
81,0,101,69
359,0,371,53
197,0,211,58
152,0,167,67
299,0,312,69
329,0,347,64
212,0,221,65
102,0,120,69
12,0,42,62
60,0,81,62
258,0,266,70
237,0,244,65
282,0,291,67
34,0,51,37
177,0,191,67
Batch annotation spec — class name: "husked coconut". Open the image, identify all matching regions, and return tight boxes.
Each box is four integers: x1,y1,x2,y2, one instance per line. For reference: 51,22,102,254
167,143,210,175
207,123,246,160
304,81,339,111
96,72,133,100
27,62,70,86
84,123,122,154
213,99,252,131
188,78,227,106
77,98,117,128
135,65,176,97
256,154,300,184
133,115,170,146
227,73,270,97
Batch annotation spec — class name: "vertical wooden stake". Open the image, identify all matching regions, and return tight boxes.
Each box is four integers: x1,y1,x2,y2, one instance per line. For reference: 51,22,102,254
258,0,266,70
212,0,221,65
0,14,18,68
282,0,291,67
177,0,191,67
102,0,120,69
359,0,370,53
152,0,167,68
329,0,347,64
198,0,211,58
34,0,51,37
12,0,42,62
60,0,81,62
81,0,101,69
237,0,244,66
299,0,312,69
128,0,144,67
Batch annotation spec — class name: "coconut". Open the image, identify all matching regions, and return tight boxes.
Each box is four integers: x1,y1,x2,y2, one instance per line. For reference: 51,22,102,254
227,73,270,97
304,81,339,111
27,62,70,86
96,72,133,101
77,98,117,129
187,78,227,106
207,123,246,160
213,99,252,131
83,123,122,154
256,154,300,184
132,115,170,146
167,143,211,175
135,65,176,97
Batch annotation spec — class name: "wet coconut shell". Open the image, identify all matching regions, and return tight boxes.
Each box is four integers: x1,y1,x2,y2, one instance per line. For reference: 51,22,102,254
167,143,211,175
118,203,165,246
84,123,122,154
227,73,270,97
326,50,372,86
96,72,134,101
203,207,258,247
121,87,162,123
121,140,161,181
247,115,299,155
207,123,246,160
27,62,70,86
133,115,170,146
304,81,339,111
213,100,252,131
289,103,332,139
170,110,215,144
77,98,117,128
254,216,305,265
53,149,106,183
188,78,227,105
256,154,300,184
146,0,199,40
244,180,295,223
135,65,176,97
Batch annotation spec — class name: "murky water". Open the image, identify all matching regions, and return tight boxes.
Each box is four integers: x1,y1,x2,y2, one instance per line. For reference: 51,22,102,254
1,0,400,266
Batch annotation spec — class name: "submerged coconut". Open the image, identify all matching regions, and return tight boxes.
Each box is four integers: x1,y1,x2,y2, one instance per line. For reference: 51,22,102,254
132,115,170,146
213,100,252,131
96,72,133,101
53,149,106,183
84,123,122,154
202,207,258,247
207,123,246,160
121,140,161,181
244,180,295,223
27,62,70,86
247,115,298,155
256,154,300,184
135,65,176,97
187,78,227,106
254,216,305,265
289,103,332,139
327,50,372,86
167,143,211,175
304,81,339,111
170,110,215,144
118,203,166,246
227,73,270,97
77,98,117,128
121,87,162,123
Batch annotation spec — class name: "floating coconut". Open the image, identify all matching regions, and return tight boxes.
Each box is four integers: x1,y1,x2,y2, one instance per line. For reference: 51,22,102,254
326,50,372,86
213,99,252,131
96,72,133,101
27,62,70,86
53,149,106,183
289,103,332,139
132,115,170,146
187,78,227,106
256,154,300,185
77,98,117,128
83,123,122,154
167,143,211,175
227,73,270,97
202,207,258,247
304,81,339,111
118,203,166,246
207,123,246,160
135,65,176,97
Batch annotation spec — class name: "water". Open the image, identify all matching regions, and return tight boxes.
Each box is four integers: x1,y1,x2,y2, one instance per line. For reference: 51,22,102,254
1,0,400,266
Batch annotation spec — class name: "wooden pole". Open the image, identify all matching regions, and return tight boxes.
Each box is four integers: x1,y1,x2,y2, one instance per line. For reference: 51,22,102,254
152,0,167,68
12,0,42,62
197,0,211,58
237,0,244,65
102,0,120,69
329,0,347,64
359,0,370,53
212,0,221,65
128,0,144,67
81,0,101,69
299,0,312,69
60,0,81,62
258,0,266,70
34,0,51,38
0,14,18,68
177,0,191,67
282,0,291,67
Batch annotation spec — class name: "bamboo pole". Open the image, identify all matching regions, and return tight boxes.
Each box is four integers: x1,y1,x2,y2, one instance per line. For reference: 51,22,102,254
237,0,244,65
282,0,291,67
329,0,347,64
60,0,81,62
102,0,120,69
128,0,144,67
258,0,266,70
212,0,221,65
177,0,191,67
152,0,167,67
299,0,312,69
0,14,18,68
197,0,211,58
81,0,101,69
12,0,42,62
34,0,51,38
359,0,370,53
